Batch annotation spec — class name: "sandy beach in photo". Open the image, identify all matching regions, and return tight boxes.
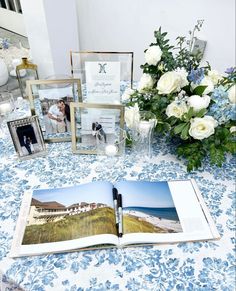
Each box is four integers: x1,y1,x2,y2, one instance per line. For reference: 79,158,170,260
124,210,182,233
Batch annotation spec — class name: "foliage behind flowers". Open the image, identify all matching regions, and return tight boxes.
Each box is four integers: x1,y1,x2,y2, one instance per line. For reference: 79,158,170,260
123,22,236,171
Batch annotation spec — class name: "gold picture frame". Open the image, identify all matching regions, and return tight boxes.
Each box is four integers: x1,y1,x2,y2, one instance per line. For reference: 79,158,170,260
27,78,82,143
70,51,134,103
70,102,125,154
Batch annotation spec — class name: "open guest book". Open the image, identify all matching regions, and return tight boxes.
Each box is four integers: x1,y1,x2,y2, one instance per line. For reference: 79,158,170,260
10,179,220,257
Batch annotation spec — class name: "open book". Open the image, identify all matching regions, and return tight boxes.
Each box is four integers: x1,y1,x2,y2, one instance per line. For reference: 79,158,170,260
10,179,220,257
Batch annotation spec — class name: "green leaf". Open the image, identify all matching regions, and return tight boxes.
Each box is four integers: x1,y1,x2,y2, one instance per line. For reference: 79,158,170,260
192,85,207,96
195,108,207,118
182,107,194,121
177,141,205,172
180,123,190,140
173,123,187,135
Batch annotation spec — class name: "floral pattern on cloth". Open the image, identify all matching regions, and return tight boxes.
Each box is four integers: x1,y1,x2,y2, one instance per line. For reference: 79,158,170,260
0,106,235,291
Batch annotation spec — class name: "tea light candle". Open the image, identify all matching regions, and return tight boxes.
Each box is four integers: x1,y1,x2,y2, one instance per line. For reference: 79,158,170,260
138,121,151,136
105,144,118,156
0,102,12,115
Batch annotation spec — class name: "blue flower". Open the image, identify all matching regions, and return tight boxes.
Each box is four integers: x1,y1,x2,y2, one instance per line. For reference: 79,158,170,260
1,38,10,49
188,68,205,84
211,85,228,102
225,67,235,74
208,85,236,124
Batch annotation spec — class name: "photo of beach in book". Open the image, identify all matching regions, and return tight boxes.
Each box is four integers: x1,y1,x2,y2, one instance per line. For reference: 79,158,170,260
10,179,220,257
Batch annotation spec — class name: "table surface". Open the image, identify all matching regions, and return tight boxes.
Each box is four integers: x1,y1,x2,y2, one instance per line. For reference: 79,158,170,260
0,104,235,291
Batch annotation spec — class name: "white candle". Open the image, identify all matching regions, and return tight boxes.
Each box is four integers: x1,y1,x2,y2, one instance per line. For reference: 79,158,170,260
105,144,118,156
0,103,12,115
138,121,151,136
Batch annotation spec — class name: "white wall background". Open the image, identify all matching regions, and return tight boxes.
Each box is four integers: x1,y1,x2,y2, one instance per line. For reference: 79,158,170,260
76,0,235,81
0,8,26,36
20,0,79,78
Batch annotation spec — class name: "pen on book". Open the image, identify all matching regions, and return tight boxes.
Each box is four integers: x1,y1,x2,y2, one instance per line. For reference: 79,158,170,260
117,193,123,237
113,187,119,225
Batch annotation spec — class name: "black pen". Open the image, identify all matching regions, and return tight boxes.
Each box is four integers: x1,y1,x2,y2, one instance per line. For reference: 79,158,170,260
117,194,123,237
113,188,119,226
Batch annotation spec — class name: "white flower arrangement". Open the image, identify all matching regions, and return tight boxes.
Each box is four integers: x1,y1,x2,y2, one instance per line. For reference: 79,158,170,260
123,22,236,171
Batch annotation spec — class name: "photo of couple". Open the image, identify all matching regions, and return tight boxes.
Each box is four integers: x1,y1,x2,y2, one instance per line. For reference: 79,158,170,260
41,98,72,134
7,116,46,159
17,125,37,156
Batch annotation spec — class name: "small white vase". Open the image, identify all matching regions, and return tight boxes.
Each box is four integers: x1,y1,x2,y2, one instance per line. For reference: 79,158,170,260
0,58,9,86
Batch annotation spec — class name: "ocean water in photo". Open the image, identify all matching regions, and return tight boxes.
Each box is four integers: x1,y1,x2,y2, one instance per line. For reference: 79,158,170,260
124,207,179,221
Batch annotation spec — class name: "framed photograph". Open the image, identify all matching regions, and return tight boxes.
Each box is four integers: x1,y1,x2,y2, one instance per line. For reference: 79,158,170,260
7,116,46,159
27,79,82,143
70,102,125,154
70,51,133,103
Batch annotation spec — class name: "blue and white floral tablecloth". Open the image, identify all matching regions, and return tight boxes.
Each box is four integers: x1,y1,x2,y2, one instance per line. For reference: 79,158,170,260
0,108,235,291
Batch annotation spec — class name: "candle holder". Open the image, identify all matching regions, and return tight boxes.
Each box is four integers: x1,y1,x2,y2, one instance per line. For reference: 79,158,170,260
131,111,156,159
16,58,39,98
95,127,126,172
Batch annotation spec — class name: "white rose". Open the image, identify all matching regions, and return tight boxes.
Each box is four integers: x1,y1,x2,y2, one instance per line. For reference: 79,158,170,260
121,88,135,102
145,45,162,66
157,71,182,95
189,116,218,140
138,74,154,92
125,104,140,129
175,68,189,88
207,70,222,85
191,76,214,95
228,84,236,104
230,126,236,133
166,101,188,119
187,95,211,111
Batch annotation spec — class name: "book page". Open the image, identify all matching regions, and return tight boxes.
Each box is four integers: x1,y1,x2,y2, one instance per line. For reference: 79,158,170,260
115,180,219,246
10,181,119,257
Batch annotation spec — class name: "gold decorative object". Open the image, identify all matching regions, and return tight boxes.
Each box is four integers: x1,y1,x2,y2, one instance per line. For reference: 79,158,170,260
16,58,39,98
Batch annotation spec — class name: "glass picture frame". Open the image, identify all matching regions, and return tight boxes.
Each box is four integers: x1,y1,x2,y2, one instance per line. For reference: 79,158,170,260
7,115,46,159
27,78,82,143
70,102,125,154
70,51,133,103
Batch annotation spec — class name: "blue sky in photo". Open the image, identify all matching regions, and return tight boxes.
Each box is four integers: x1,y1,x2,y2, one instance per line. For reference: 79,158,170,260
32,181,114,207
115,181,174,208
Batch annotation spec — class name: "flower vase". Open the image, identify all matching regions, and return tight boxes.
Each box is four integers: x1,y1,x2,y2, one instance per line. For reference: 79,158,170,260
131,111,156,159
